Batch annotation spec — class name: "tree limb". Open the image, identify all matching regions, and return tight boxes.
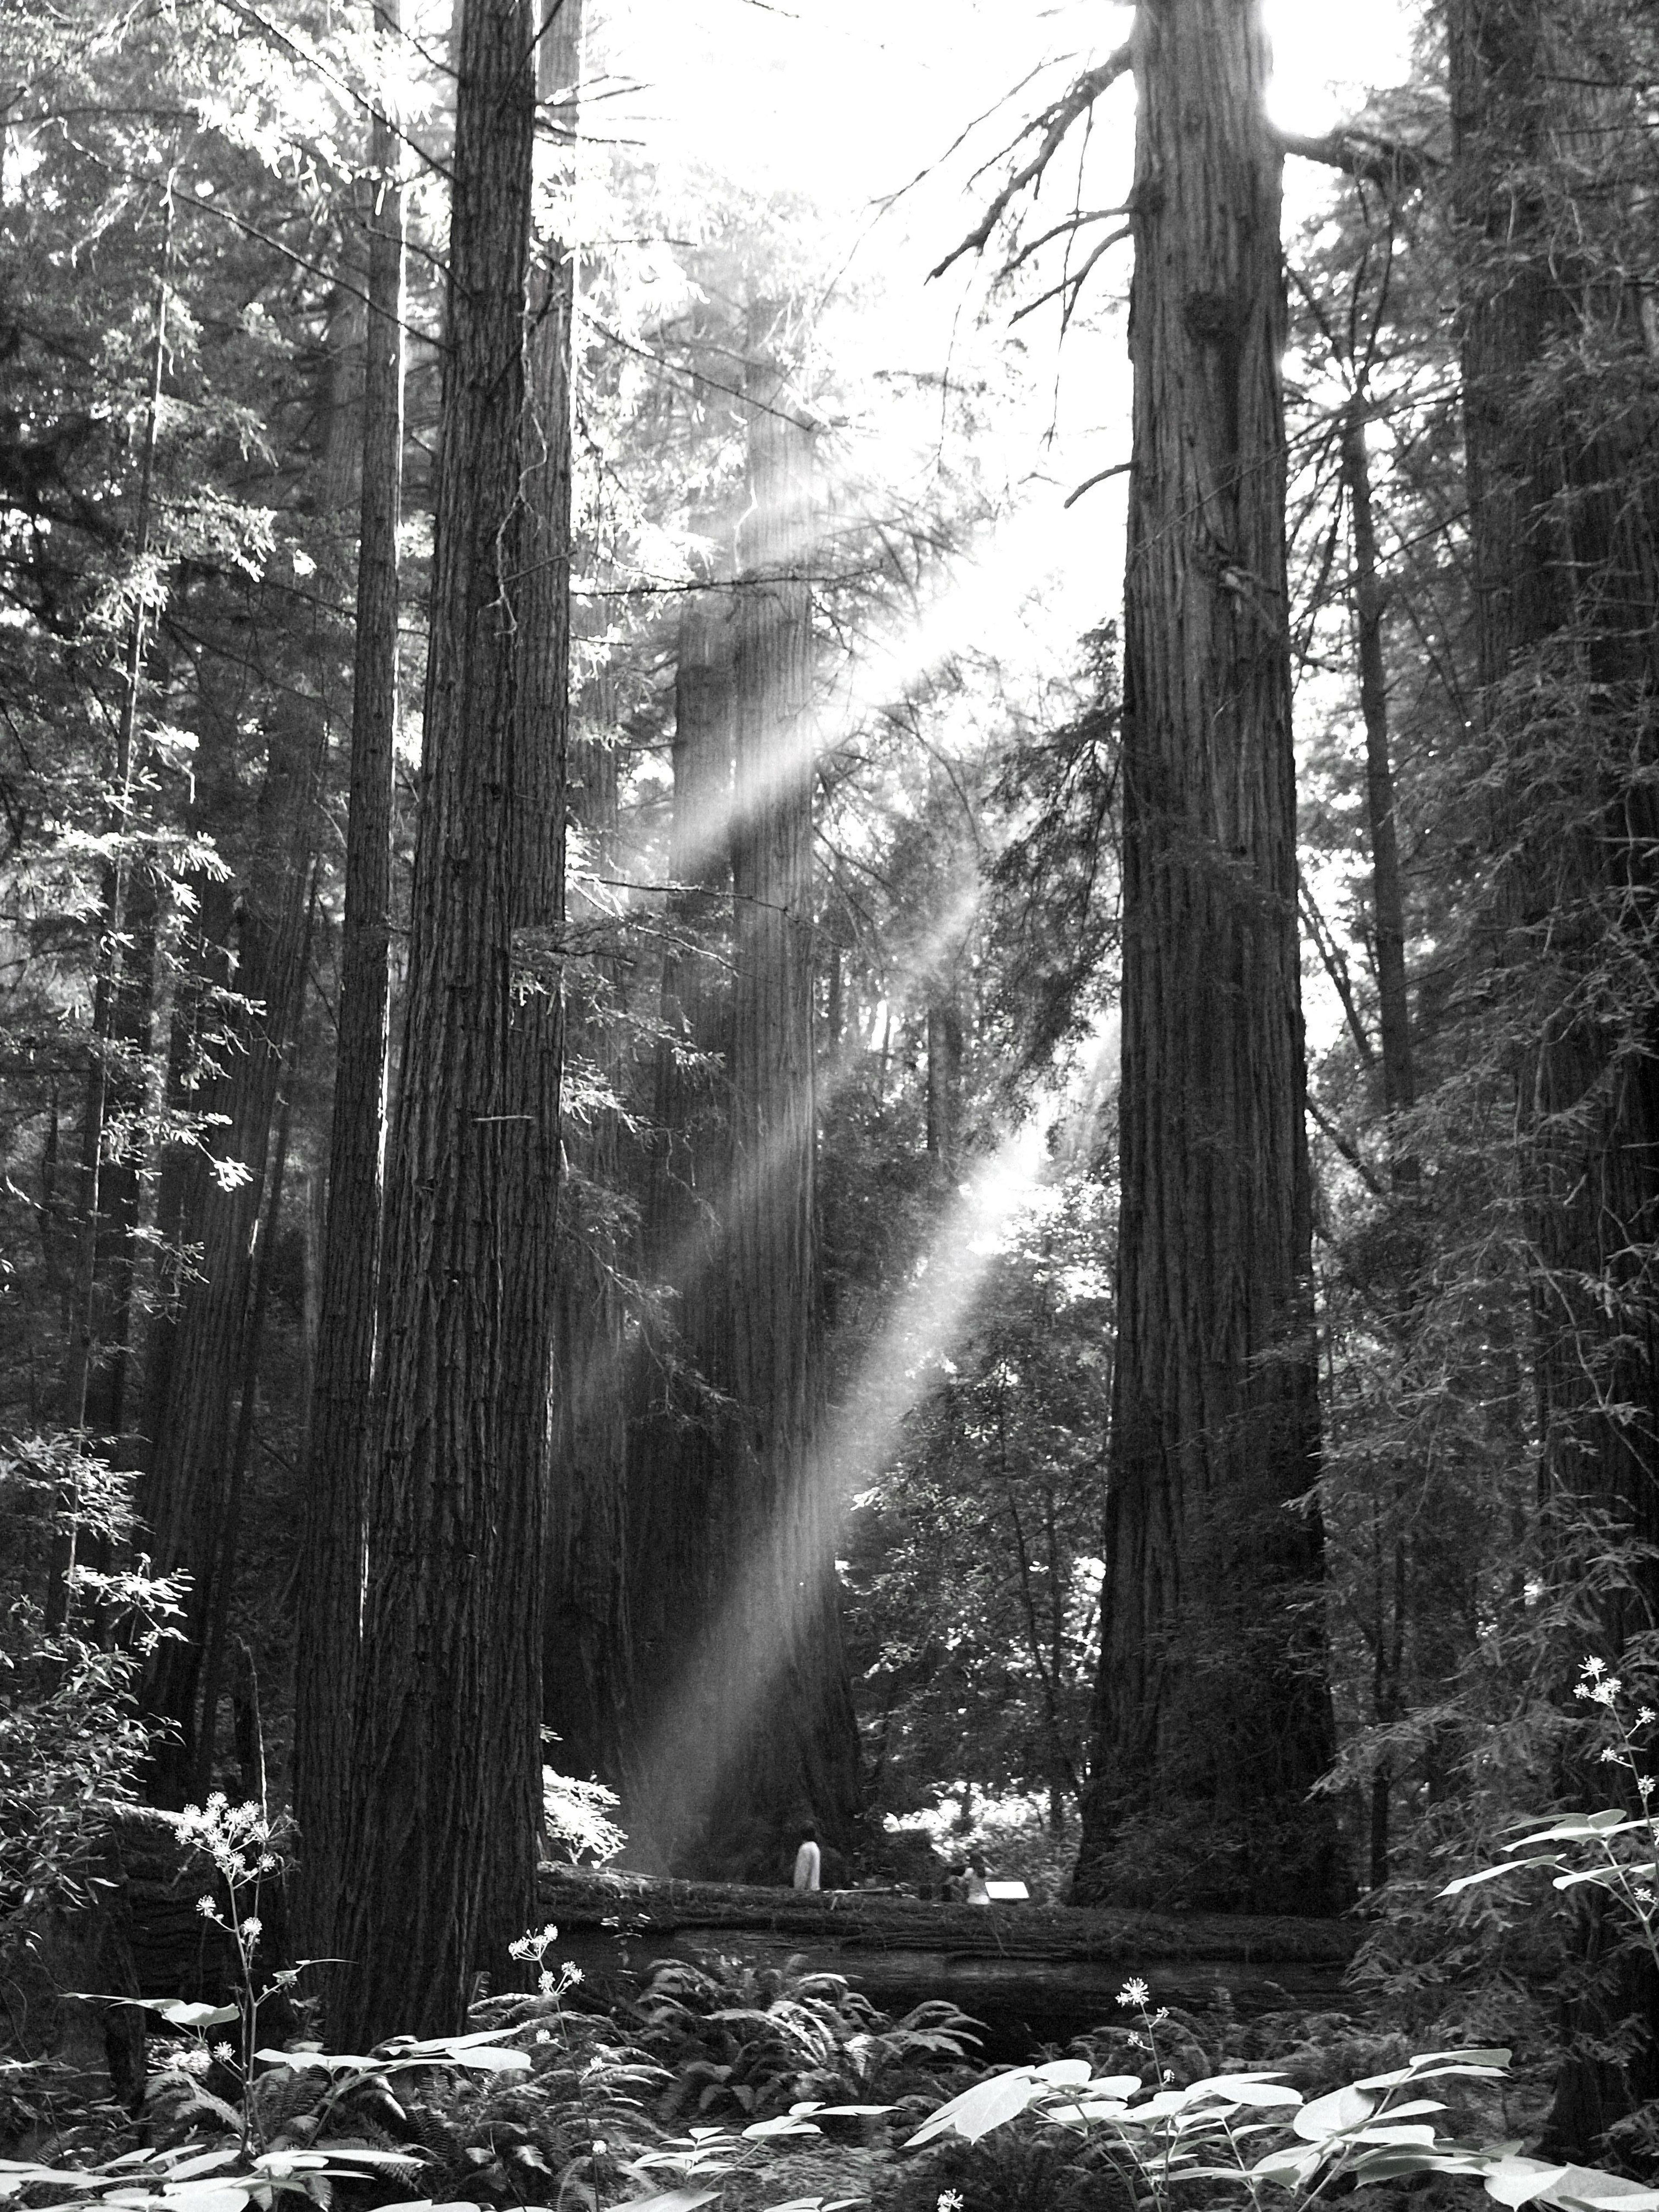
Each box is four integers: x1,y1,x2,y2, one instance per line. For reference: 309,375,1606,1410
930,44,1134,281
1306,1092,1387,1200
1277,125,1439,194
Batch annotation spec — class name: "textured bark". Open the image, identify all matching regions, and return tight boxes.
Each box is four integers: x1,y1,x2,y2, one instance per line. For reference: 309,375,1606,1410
1074,0,1338,1915
292,0,404,1958
333,0,539,2048
489,0,574,1957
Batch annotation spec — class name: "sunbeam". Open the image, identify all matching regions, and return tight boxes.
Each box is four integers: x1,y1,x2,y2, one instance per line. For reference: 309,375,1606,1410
627,1118,1048,1862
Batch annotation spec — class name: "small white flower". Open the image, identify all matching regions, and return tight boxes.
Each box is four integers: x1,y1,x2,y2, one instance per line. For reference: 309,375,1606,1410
564,1964,583,1985
1594,1678,1622,1707
1153,2007,1170,2023
1584,1658,1607,1679
1118,1978,1150,2009
509,1937,532,1959
196,1896,217,1918
1601,1745,1622,1762
1639,1776,1655,1799
534,2028,552,2044
212,2041,235,2063
591,2141,606,2159
937,2193,965,2212
1162,2068,1174,2084
1638,1887,1656,1905
238,1916,262,1939
257,1854,278,1873
1640,1709,1657,1729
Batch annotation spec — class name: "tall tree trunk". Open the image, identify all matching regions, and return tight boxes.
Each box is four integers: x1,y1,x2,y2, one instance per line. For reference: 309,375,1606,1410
1074,0,1339,1915
532,0,632,1803
1340,385,1417,1887
292,0,405,1964
485,0,574,1951
1341,393,1415,1128
1448,0,1659,2154
623,545,738,1866
334,0,539,2048
717,333,859,1867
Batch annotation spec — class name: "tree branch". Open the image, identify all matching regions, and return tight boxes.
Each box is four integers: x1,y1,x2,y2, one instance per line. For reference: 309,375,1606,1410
930,43,1134,281
1306,1092,1387,1200
1277,125,1438,194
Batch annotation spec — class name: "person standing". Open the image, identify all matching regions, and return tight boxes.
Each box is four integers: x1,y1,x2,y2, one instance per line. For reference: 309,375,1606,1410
964,1849,991,1906
792,1823,821,1891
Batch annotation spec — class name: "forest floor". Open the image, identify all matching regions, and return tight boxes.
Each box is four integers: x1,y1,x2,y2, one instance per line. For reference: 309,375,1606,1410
0,1923,1554,2212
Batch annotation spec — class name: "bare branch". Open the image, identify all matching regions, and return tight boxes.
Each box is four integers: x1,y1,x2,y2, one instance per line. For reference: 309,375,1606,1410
1306,1092,1388,1200
1009,222,1131,326
1004,203,1131,276
930,42,1134,281
1277,125,1438,194
1064,461,1131,509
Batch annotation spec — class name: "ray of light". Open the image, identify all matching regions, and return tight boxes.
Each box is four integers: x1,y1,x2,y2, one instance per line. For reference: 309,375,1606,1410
627,1118,1048,1852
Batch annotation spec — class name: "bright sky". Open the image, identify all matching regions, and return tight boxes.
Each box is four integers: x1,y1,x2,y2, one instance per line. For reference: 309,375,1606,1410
588,0,1421,784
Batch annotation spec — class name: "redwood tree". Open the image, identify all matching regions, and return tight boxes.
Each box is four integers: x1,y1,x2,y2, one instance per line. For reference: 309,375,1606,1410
334,0,542,2046
293,0,405,1957
1073,0,1339,1913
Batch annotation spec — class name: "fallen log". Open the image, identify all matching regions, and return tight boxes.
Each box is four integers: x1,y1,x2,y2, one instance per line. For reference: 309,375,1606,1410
90,1832,1363,2071
534,1867,1365,2057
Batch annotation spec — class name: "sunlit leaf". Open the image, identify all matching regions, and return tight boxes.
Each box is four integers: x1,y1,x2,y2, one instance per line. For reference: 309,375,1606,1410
1293,2085,1376,2140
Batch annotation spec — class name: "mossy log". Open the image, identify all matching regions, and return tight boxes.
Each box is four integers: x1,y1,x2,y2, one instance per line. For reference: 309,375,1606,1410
534,1867,1364,2056
69,1830,1363,2075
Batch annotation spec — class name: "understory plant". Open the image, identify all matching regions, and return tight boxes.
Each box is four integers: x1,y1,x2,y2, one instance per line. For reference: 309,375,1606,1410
0,1439,184,1952
631,1956,980,2120
1441,1658,1659,1969
903,1984,1659,2212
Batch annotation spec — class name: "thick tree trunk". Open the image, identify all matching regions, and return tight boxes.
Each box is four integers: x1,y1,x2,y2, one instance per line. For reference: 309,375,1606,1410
1074,0,1339,1915
334,0,539,2048
293,0,404,1959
